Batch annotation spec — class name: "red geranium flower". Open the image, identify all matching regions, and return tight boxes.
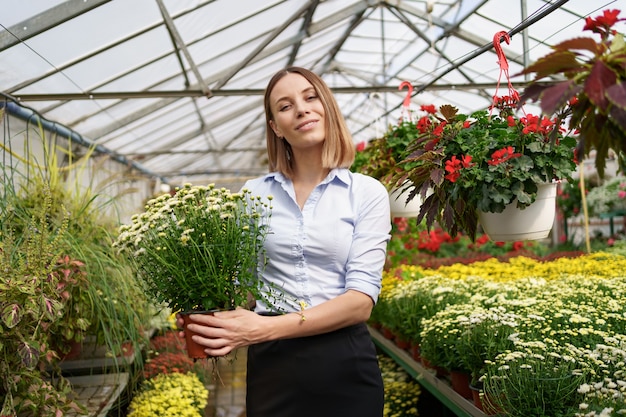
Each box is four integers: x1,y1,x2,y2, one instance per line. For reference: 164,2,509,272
487,146,522,166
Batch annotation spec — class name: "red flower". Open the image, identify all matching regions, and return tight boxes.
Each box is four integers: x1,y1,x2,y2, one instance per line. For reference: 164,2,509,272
520,114,555,136
420,104,437,114
463,120,471,128
432,121,446,137
416,116,432,133
445,155,472,182
356,141,366,152
583,9,624,36
143,351,195,379
487,146,522,165
393,217,408,232
507,115,516,127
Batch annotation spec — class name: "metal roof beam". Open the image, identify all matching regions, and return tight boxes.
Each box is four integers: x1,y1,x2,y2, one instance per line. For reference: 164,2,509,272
125,147,266,157
155,0,212,97
0,0,111,51
317,8,371,74
287,0,320,66
386,4,492,101
36,0,377,134
110,99,263,158
213,1,315,90
12,81,540,102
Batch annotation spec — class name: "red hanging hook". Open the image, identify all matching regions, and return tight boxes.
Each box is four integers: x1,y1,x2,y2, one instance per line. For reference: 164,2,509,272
493,31,511,72
491,30,520,114
399,80,413,109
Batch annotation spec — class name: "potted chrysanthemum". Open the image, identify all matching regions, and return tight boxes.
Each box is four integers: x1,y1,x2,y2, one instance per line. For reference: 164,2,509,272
113,183,273,358
392,98,577,241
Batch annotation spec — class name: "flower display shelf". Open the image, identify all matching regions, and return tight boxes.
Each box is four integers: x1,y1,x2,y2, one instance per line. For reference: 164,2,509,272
65,373,129,416
369,327,489,417
58,338,142,377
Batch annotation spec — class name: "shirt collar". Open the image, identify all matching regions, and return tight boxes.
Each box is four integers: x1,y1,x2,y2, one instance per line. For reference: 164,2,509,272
266,168,351,186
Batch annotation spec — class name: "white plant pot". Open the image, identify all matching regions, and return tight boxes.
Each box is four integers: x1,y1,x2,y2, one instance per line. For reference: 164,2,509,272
389,185,421,218
478,182,557,242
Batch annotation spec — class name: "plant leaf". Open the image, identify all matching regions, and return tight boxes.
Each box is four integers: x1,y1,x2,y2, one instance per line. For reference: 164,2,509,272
517,50,580,79
584,60,617,112
41,296,63,321
552,37,602,54
439,104,459,121
607,81,626,132
538,80,581,116
1,304,22,328
18,342,39,370
519,83,551,106
1,392,15,417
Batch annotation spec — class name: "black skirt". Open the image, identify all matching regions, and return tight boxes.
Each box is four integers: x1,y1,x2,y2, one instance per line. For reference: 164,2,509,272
246,323,383,417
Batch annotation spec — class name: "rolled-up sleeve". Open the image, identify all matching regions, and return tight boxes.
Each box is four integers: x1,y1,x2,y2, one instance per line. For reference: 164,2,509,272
345,175,391,304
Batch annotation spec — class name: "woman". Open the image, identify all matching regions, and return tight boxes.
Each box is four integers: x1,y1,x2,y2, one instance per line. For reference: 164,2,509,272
184,66,391,417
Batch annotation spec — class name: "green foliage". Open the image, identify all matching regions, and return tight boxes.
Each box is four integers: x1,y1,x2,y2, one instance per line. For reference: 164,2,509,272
1,117,153,413
557,179,585,220
0,189,84,416
484,341,587,417
585,175,626,215
350,120,420,188
519,9,626,177
386,217,551,269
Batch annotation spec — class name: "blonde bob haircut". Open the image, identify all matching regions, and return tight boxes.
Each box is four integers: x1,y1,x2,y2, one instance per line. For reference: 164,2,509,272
263,66,356,178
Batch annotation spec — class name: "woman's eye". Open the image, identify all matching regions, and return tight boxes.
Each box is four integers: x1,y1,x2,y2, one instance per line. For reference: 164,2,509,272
279,104,291,111
307,95,318,101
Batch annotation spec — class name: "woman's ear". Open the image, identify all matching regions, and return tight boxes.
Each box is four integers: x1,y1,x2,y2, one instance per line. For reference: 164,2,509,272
269,120,282,138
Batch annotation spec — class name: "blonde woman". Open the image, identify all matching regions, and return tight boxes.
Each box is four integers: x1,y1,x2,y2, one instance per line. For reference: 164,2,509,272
184,67,391,417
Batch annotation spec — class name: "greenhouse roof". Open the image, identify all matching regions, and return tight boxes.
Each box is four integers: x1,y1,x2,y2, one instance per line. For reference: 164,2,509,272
0,0,618,186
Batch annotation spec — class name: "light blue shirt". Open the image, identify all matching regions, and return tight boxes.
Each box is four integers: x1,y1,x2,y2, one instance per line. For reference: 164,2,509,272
243,168,391,314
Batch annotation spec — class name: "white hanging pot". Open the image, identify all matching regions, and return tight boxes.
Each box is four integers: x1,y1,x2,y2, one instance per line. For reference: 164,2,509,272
389,183,421,218
478,182,558,242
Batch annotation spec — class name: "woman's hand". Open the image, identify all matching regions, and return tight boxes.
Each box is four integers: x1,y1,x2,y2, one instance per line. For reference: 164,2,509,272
183,308,267,357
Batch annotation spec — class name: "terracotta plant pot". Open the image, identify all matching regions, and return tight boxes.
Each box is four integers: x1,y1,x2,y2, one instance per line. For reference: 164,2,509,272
469,381,502,415
410,343,421,362
380,326,395,340
180,310,219,359
450,370,473,400
395,337,410,350
421,358,448,378
58,340,83,361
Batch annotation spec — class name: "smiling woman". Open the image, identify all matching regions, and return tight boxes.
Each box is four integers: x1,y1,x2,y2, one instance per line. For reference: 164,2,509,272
181,67,392,417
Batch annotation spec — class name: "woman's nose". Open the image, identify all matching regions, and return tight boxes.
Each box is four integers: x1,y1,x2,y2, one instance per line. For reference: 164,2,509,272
294,101,310,117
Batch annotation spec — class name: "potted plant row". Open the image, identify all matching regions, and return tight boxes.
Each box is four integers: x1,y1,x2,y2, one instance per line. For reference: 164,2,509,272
372,252,626,416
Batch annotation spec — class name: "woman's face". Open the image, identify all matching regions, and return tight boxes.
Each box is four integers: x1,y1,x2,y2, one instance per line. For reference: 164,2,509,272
268,72,326,152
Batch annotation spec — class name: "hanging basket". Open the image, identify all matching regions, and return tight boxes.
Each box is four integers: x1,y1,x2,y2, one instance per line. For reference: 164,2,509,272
478,182,557,242
389,183,421,218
